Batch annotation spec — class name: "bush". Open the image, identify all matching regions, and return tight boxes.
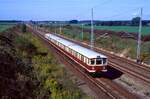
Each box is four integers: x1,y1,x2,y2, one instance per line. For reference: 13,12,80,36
22,24,26,33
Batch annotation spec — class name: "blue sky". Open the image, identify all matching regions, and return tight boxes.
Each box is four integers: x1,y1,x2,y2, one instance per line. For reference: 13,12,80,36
0,0,150,21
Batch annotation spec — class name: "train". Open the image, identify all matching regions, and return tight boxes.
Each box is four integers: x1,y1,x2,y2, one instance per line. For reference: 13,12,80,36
45,33,107,73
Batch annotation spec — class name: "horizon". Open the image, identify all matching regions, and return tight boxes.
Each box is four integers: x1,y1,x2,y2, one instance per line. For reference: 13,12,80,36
1,19,150,22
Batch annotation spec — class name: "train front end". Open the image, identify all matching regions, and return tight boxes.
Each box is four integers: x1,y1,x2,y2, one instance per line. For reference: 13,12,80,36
88,56,108,73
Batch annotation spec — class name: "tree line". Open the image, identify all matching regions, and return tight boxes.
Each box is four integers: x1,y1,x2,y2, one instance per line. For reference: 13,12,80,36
70,17,150,26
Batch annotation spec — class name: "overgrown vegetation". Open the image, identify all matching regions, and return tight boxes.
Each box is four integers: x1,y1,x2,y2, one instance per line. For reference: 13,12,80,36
21,24,27,33
0,25,92,99
23,33,89,99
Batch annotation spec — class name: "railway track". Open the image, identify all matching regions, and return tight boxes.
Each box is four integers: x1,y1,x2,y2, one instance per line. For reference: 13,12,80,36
91,46,150,85
50,32,150,85
33,26,150,85
105,52,150,72
28,26,139,99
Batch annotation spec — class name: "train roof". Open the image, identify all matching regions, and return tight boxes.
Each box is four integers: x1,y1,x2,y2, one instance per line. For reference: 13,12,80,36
45,33,107,59
46,34,74,46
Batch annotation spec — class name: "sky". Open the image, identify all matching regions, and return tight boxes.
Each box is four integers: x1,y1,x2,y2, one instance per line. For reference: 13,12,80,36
0,0,150,21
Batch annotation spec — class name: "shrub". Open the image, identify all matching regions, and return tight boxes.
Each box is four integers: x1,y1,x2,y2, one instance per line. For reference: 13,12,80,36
22,24,26,33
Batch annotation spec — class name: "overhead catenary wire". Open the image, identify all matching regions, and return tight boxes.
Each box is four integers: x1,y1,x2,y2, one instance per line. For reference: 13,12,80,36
99,7,140,20
76,1,150,21
76,0,113,20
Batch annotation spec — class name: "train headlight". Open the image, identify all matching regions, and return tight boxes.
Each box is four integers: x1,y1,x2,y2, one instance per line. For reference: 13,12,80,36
92,66,94,70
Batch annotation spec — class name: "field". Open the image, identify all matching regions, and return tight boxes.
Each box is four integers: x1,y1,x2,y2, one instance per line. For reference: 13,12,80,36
0,24,14,32
79,25,150,36
0,22,18,32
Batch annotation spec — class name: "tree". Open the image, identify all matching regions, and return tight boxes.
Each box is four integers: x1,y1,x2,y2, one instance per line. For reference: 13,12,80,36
131,17,140,26
22,24,27,33
69,20,78,24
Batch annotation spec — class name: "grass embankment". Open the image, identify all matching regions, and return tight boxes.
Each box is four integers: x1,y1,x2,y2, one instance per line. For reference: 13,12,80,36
22,33,89,99
44,25,150,64
0,25,92,99
77,25,150,36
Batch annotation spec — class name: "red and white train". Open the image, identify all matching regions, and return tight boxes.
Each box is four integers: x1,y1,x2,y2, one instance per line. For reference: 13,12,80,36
45,33,107,73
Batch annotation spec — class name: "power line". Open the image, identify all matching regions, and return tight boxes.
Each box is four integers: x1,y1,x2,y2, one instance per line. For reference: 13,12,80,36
100,7,140,20
93,0,112,8
76,0,112,20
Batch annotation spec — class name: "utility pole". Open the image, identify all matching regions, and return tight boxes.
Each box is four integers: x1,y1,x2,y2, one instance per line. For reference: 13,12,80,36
136,8,143,63
59,24,62,34
90,8,94,49
81,24,84,41
55,26,57,34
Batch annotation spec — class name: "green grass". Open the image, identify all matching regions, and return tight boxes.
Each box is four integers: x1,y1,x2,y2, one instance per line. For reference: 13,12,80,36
79,25,150,36
0,24,14,32
0,21,17,32
95,35,150,60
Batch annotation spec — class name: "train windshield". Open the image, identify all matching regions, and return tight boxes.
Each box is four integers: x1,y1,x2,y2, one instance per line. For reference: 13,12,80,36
103,58,107,64
91,59,95,65
96,58,102,65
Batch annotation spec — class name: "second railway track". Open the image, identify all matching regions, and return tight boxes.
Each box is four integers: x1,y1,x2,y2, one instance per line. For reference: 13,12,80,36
29,26,139,99
50,32,150,85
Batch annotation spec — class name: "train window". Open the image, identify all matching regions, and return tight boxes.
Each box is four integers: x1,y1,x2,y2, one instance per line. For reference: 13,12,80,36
71,49,73,55
61,44,63,48
72,50,74,55
84,57,86,63
77,53,79,58
75,52,77,57
96,58,102,65
103,58,107,64
65,47,68,51
69,48,71,53
85,57,88,63
79,54,82,60
87,59,89,64
73,51,75,55
78,53,79,57
75,52,76,56
91,59,95,65
62,45,64,49
81,55,84,61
